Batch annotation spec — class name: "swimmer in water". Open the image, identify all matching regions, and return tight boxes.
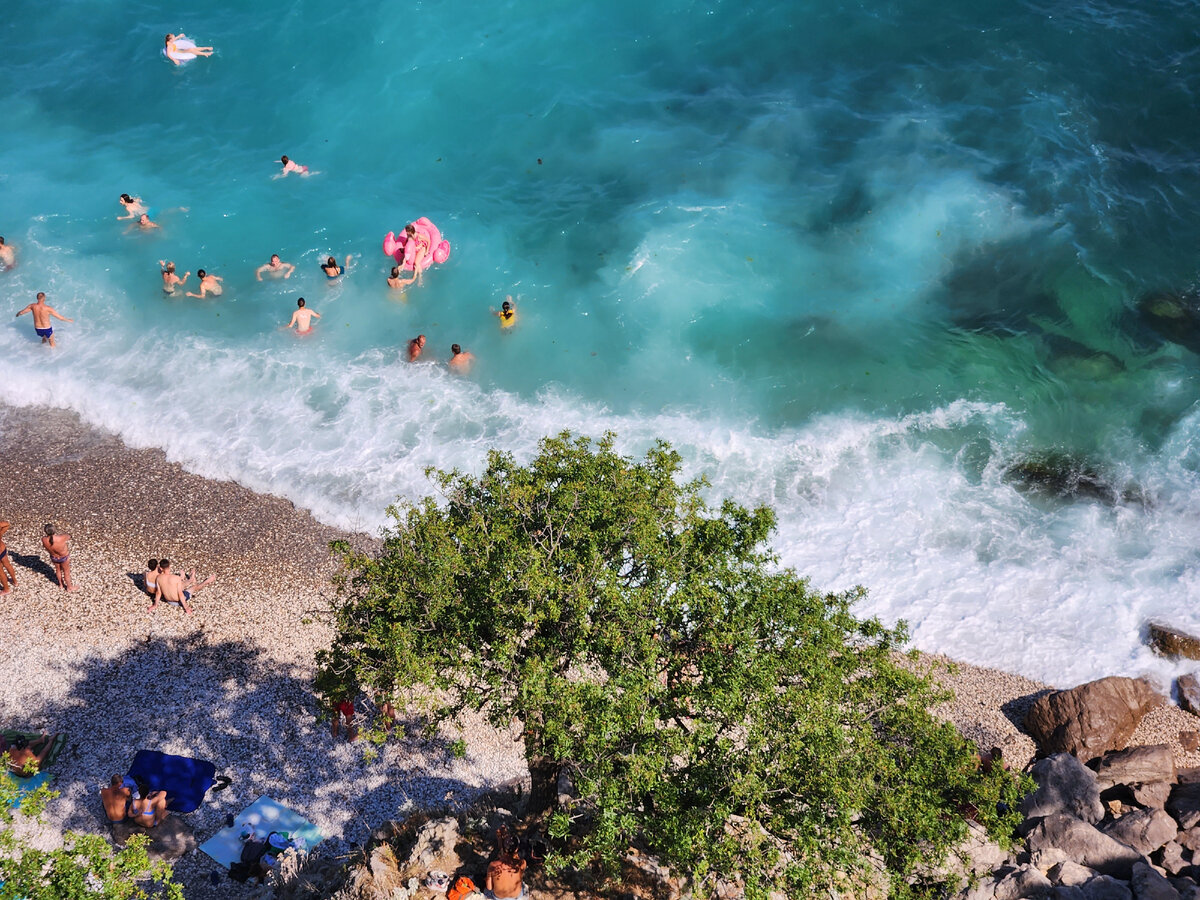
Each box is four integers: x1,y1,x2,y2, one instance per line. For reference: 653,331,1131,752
286,297,321,334
159,261,190,294
164,33,213,65
448,343,474,374
406,334,426,362
0,237,15,270
321,255,352,279
185,269,223,298
404,223,433,284
126,213,160,233
118,194,147,220
274,155,313,178
256,253,296,280
388,266,416,290
493,296,517,329
15,292,73,349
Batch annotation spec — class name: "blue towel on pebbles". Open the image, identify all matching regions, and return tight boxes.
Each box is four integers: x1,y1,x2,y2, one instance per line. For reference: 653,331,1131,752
199,796,324,869
126,749,218,813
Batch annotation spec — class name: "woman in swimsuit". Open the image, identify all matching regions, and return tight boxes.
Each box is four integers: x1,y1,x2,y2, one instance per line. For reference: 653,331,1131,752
0,521,14,594
404,223,432,283
164,33,213,66
41,523,75,592
119,194,147,220
128,786,170,827
322,255,352,279
159,261,189,295
144,558,160,595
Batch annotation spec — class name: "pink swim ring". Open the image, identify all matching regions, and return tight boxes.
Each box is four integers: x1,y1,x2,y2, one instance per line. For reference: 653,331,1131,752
382,217,451,271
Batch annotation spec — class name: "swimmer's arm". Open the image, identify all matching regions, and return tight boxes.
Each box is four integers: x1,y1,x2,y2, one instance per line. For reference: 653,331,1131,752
14,305,32,317
184,288,204,298
178,272,190,285
311,311,321,319
255,265,268,281
287,311,299,329
283,263,295,278
48,309,72,323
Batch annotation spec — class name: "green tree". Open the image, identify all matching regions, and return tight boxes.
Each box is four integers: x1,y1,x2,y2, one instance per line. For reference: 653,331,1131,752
0,758,182,900
316,433,1024,898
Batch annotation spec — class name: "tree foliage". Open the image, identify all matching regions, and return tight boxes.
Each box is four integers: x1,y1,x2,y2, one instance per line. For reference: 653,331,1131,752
0,757,182,900
316,432,1026,898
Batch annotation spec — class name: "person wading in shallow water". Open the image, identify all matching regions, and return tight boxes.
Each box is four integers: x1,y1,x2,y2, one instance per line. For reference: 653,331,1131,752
41,523,76,591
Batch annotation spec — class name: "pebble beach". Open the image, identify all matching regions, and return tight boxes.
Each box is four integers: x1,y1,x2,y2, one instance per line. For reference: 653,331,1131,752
4,402,1200,898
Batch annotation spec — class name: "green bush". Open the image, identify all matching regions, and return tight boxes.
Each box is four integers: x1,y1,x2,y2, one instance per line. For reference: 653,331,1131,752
317,432,1025,898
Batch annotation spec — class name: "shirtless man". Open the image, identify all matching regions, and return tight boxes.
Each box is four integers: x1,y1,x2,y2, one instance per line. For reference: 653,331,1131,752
256,253,295,280
149,559,216,615
448,343,475,374
186,269,223,298
486,827,528,900
101,775,136,822
0,236,15,270
0,521,15,594
127,213,160,232
388,266,415,290
286,297,321,334
16,293,73,348
407,334,426,362
159,261,190,294
41,523,75,590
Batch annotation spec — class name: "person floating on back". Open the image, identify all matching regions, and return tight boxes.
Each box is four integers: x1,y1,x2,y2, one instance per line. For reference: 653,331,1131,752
164,33,213,65
15,292,73,348
286,297,321,335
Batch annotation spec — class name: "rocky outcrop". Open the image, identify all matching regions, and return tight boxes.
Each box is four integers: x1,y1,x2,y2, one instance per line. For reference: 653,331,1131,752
1178,675,1200,717
1025,815,1141,878
1022,754,1104,824
1149,624,1200,662
1092,745,1176,790
1023,677,1165,760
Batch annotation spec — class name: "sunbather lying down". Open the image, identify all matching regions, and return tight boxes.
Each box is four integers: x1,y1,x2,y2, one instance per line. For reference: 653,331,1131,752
1,732,59,775
100,774,171,827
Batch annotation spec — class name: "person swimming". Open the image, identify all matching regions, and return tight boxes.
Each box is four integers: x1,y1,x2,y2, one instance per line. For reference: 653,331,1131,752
321,255,352,279
495,296,517,329
164,33,213,65
159,261,190,294
388,266,415,290
119,194,147,220
275,155,312,178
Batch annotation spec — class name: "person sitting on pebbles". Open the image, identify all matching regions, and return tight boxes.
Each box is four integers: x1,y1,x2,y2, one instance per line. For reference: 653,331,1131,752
101,775,137,822
2,733,59,775
148,558,216,615
487,825,528,900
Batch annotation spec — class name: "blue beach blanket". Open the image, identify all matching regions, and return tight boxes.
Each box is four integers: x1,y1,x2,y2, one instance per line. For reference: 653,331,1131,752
199,796,324,869
5,770,52,809
127,750,218,813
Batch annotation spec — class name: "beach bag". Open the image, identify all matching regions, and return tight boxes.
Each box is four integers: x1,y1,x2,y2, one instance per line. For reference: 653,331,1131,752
229,831,288,882
447,875,479,900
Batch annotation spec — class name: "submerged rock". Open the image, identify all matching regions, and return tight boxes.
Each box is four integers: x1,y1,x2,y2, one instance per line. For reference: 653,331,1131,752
1002,452,1148,508
1134,290,1200,354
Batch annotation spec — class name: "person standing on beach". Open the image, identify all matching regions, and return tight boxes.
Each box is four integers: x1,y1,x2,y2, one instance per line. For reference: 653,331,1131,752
0,237,16,270
186,269,223,298
149,559,216,615
41,524,76,591
15,293,73,348
406,334,426,362
286,297,321,334
256,253,296,280
0,521,15,594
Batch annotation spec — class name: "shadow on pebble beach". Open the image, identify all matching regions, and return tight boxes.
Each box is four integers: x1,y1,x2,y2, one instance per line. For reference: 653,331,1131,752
15,632,504,897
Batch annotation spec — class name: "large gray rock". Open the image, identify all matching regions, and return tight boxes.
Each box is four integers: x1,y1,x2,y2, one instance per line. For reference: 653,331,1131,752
1168,783,1200,831
1026,814,1142,878
1148,623,1200,662
1099,808,1179,856
1081,875,1133,900
1051,887,1087,900
1023,754,1105,824
1024,677,1166,760
1179,674,1200,718
993,864,1052,900
1132,782,1174,810
1049,860,1099,886
1159,841,1187,876
1093,746,1176,790
1130,860,1180,900
934,819,1009,886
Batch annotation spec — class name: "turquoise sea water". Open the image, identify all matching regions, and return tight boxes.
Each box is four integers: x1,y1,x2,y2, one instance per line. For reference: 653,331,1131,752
5,0,1200,685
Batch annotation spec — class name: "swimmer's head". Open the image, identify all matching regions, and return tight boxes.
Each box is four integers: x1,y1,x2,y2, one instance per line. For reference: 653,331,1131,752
326,257,336,267
164,262,175,273
148,558,158,570
417,334,426,347
271,254,280,263
451,344,462,355
36,292,45,302
405,224,416,237
281,155,289,165
501,300,512,312
121,193,133,204
297,298,306,308
138,214,149,224
159,559,170,570
165,34,174,45
0,237,5,245
196,270,206,279
391,267,400,278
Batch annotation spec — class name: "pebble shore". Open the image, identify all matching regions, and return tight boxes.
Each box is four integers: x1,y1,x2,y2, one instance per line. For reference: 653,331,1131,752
3,404,1199,897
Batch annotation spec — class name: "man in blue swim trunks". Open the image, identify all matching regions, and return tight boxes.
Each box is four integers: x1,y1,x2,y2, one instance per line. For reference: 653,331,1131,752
149,559,216,615
15,292,73,348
